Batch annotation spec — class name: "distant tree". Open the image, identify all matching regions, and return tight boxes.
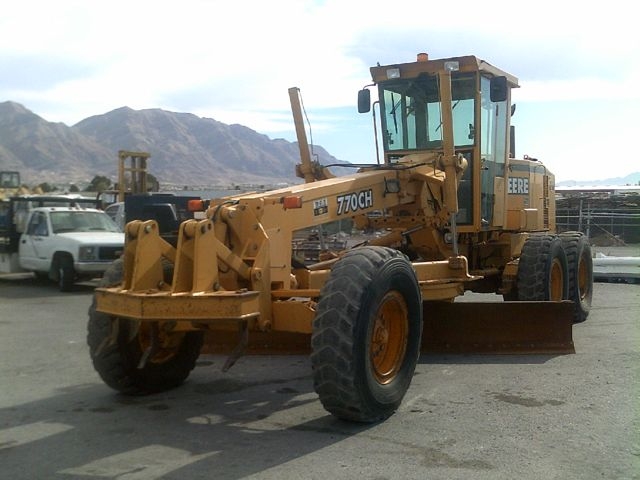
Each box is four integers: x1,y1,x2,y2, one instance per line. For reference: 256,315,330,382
146,173,160,192
68,184,80,192
38,182,56,193
85,175,112,193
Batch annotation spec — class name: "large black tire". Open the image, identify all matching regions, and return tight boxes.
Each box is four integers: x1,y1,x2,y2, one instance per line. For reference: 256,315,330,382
517,235,569,301
560,232,593,323
87,258,203,395
311,246,422,423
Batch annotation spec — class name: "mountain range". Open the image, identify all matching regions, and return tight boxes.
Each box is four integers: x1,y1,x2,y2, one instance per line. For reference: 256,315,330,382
0,101,348,188
0,100,637,189
556,173,640,187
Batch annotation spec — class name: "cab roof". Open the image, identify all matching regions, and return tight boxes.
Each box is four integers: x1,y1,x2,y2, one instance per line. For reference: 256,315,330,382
370,53,519,88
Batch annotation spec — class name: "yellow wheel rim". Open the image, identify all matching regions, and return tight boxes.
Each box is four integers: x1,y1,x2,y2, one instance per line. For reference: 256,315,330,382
577,253,590,301
370,291,409,385
549,258,564,301
137,323,185,364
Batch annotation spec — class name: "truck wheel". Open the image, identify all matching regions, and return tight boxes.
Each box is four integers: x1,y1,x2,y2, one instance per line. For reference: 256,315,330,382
311,246,422,422
57,255,76,292
517,235,569,301
87,259,203,394
560,232,593,323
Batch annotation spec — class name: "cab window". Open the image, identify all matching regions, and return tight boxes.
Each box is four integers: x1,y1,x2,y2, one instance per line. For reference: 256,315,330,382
27,212,49,236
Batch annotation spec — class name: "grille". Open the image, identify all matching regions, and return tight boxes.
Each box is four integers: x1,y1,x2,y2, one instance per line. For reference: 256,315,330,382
543,175,550,228
99,246,123,261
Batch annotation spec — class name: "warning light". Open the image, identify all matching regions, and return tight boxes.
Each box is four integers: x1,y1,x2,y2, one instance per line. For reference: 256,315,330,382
188,199,207,212
282,196,303,209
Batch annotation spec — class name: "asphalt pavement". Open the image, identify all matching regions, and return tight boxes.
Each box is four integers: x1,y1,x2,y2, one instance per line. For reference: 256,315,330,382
0,275,638,480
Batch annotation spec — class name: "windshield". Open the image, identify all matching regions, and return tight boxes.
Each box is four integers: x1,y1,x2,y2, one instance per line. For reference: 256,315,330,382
50,211,121,234
380,73,476,152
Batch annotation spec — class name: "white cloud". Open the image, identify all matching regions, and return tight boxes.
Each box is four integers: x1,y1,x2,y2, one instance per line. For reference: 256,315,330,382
1,0,638,181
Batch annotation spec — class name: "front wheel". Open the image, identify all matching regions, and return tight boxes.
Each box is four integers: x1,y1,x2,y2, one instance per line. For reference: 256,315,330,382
57,256,76,292
87,259,203,394
311,246,423,423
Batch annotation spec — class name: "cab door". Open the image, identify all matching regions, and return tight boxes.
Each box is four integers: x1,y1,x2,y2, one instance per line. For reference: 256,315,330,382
19,211,50,271
479,75,508,228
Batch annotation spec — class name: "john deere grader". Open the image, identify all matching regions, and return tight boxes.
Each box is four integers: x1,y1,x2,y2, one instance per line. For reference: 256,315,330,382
88,53,593,422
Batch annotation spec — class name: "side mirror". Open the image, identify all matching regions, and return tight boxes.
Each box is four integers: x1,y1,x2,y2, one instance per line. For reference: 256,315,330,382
490,76,508,102
358,89,371,113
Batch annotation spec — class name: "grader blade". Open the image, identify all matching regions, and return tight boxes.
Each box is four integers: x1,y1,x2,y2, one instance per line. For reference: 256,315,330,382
201,301,575,357
421,301,575,354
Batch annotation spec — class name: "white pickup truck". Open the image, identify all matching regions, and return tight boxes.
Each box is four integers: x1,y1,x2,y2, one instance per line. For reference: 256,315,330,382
0,199,124,291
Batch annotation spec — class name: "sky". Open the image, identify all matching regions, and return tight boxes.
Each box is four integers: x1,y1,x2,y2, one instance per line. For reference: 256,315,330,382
1,0,638,183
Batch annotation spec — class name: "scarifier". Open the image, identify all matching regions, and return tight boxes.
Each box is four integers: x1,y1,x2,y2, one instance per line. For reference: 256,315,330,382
88,53,593,422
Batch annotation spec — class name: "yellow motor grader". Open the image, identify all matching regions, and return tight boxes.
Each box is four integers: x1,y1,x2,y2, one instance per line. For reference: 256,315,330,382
88,53,593,422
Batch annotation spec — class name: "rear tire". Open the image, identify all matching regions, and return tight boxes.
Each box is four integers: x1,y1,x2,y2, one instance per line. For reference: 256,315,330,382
311,246,422,423
87,259,203,394
517,235,569,301
560,232,593,323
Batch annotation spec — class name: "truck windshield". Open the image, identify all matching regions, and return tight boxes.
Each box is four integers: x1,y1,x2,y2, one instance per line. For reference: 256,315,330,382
380,73,476,152
50,211,121,233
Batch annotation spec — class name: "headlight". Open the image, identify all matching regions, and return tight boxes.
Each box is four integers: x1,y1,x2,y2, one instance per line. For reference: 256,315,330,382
386,68,400,79
79,246,98,261
444,61,459,72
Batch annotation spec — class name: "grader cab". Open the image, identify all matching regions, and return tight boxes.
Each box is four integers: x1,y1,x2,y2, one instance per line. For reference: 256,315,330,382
88,53,593,423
